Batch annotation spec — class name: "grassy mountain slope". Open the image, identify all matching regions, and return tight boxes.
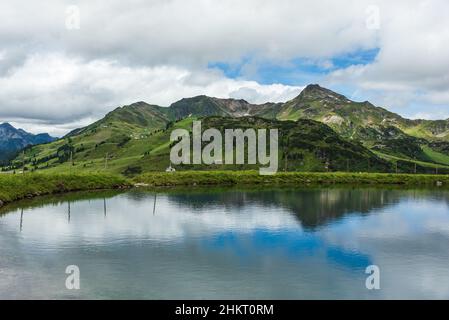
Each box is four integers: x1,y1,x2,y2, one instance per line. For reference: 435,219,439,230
5,84,449,175
7,116,397,175
200,116,391,173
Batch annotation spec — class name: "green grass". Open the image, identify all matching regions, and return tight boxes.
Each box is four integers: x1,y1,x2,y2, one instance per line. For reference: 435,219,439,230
422,145,449,166
374,150,449,169
135,170,449,187
0,172,130,206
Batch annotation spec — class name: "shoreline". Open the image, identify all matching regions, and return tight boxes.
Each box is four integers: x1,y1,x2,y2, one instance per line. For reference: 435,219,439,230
1,171,448,208
0,173,130,208
135,171,449,187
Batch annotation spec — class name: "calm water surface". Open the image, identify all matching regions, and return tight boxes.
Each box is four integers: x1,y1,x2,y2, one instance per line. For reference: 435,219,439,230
1,187,449,299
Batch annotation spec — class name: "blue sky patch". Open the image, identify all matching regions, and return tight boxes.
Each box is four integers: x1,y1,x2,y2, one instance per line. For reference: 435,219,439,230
208,48,380,86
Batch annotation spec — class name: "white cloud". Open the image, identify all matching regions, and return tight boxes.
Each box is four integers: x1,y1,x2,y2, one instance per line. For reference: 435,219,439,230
326,0,449,117
0,0,448,132
0,0,377,66
0,53,302,136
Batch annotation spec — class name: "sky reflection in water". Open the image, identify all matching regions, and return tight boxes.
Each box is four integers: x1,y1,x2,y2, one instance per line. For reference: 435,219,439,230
0,187,448,299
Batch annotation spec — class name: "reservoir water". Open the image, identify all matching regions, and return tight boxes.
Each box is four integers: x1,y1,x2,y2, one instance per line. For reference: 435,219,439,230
0,187,448,299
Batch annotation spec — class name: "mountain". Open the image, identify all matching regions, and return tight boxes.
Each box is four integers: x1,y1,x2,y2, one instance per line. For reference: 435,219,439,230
167,95,282,119
275,84,449,164
278,84,448,139
6,84,449,174
65,84,449,144
5,115,392,174
0,123,56,163
65,102,171,138
200,116,391,173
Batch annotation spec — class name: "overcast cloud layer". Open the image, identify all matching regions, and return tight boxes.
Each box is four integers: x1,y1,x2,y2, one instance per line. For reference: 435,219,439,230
0,0,448,136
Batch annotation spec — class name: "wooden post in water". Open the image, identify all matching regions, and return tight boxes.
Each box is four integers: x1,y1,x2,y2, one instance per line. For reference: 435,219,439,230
153,194,157,215
104,198,107,217
20,208,23,232
68,201,71,223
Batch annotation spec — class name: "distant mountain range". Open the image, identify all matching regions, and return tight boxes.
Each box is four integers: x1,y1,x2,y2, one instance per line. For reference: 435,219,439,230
0,123,56,163
6,84,449,174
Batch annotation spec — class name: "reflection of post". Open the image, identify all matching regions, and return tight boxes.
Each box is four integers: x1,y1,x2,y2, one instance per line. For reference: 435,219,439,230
104,198,107,217
68,201,71,223
153,194,157,215
20,208,23,232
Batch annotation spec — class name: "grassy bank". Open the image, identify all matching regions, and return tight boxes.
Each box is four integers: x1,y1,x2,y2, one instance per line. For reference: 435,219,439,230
135,170,449,187
0,173,130,207
1,171,448,208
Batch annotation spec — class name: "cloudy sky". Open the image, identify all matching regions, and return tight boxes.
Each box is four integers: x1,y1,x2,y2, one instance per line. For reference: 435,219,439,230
1,0,448,136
